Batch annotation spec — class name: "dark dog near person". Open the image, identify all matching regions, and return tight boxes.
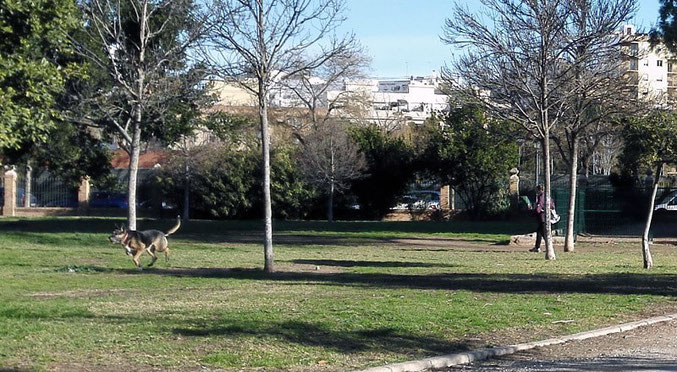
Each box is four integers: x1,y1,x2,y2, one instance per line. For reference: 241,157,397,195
109,216,181,269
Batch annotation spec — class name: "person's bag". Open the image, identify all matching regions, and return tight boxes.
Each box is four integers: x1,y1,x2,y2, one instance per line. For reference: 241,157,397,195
550,208,560,224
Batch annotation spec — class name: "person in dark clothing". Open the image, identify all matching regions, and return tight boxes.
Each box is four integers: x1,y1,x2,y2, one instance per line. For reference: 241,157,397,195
530,184,554,252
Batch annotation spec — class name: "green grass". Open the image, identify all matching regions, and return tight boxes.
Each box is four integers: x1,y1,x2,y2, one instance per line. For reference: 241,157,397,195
0,217,676,371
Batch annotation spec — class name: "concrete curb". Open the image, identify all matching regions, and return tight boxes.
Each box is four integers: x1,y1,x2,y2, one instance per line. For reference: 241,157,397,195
360,313,677,372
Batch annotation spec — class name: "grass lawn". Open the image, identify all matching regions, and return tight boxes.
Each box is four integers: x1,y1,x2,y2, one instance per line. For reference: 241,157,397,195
0,217,676,371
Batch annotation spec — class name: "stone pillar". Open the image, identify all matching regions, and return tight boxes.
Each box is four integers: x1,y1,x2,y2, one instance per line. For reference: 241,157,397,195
440,185,450,210
509,168,520,196
24,165,32,208
3,169,17,216
78,177,90,212
509,168,520,212
450,188,455,210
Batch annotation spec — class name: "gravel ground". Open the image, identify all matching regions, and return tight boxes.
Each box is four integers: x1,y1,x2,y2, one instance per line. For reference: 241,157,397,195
450,318,677,371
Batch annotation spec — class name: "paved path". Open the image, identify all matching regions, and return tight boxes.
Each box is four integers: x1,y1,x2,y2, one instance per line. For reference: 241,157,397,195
450,318,677,371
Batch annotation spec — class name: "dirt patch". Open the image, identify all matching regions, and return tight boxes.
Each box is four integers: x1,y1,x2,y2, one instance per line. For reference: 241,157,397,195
50,362,207,372
27,288,135,299
276,262,346,274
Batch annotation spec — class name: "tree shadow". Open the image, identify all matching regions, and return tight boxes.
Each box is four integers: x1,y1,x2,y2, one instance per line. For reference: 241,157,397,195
127,267,677,297
177,232,375,247
0,217,525,239
390,236,509,245
173,319,473,356
287,259,457,268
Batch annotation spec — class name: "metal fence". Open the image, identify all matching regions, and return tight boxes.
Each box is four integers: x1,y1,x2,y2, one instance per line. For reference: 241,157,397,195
88,169,159,210
15,168,78,208
519,174,677,238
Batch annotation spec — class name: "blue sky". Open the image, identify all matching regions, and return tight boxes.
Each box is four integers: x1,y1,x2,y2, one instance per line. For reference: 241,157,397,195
339,0,661,78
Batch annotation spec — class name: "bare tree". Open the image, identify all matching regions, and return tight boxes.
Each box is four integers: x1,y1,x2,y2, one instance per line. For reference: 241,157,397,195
299,120,366,222
75,0,205,229
443,0,577,260
203,0,358,272
334,91,409,134
553,0,637,252
591,133,622,175
576,121,621,177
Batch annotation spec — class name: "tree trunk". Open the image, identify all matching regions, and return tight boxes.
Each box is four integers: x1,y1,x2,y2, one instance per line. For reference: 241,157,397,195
540,36,555,260
183,164,190,221
328,182,334,223
328,136,335,223
24,163,32,208
127,123,141,231
641,164,661,269
260,89,274,273
564,135,579,252
543,136,556,260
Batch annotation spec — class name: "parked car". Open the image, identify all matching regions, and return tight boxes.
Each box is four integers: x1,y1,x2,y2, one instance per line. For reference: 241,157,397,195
89,192,129,208
0,187,39,207
654,191,677,212
392,190,441,210
137,199,175,210
42,196,78,208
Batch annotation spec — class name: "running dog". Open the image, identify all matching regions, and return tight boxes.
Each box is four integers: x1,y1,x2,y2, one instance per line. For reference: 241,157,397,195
109,216,181,269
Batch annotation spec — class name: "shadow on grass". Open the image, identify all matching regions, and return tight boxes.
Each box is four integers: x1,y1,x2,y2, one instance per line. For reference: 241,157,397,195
118,267,677,297
173,319,472,356
3,229,509,249
288,259,457,268
176,233,377,247
0,217,529,237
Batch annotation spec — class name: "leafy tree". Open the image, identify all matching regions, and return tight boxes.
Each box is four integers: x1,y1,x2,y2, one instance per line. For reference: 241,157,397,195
350,126,416,219
0,0,82,152
652,0,677,52
417,105,519,219
158,143,314,220
262,145,317,220
167,144,259,219
620,111,677,269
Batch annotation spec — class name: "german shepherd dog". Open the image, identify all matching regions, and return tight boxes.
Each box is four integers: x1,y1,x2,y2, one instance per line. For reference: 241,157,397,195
109,216,181,269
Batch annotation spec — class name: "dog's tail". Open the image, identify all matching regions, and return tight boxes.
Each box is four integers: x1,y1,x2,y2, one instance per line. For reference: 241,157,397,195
165,215,181,236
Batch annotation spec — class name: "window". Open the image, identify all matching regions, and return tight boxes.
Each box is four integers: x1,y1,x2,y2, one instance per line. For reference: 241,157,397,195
658,60,664,67
669,63,674,73
630,59,638,70
658,75,664,82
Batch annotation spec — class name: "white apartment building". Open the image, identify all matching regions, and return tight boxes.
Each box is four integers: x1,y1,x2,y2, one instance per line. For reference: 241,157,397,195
209,72,450,128
328,73,450,126
208,74,326,109
621,24,676,103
